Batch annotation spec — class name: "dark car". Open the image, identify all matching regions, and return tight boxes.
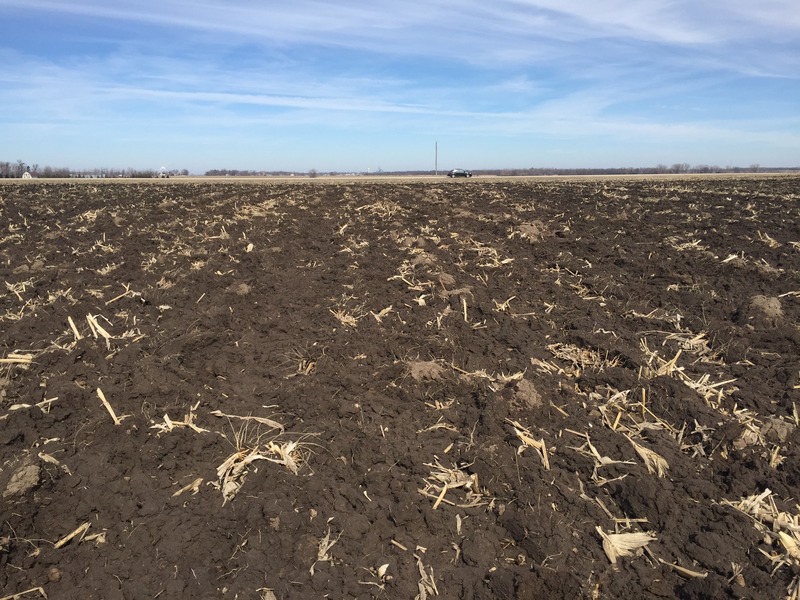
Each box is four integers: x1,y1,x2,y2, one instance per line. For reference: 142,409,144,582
447,169,472,178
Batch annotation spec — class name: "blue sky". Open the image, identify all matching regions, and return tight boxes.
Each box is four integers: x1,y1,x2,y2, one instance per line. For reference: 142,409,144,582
1,1,798,173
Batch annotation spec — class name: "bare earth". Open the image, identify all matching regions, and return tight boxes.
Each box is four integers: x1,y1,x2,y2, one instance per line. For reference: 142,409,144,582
1,176,799,599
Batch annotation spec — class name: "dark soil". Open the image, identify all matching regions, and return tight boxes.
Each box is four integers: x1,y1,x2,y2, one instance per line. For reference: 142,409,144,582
1,176,799,599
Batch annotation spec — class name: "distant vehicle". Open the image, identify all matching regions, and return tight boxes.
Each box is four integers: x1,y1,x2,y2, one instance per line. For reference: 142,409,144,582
447,169,472,178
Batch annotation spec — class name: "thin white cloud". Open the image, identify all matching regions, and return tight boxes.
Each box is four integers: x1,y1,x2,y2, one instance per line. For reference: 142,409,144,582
9,1,799,58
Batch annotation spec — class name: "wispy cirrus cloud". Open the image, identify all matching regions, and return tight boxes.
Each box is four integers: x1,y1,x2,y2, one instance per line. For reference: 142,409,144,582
8,1,799,60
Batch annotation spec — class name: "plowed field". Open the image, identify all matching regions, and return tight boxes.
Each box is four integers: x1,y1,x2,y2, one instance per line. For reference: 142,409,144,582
1,176,799,599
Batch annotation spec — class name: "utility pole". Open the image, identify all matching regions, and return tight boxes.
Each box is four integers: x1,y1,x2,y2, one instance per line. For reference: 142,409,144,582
435,141,438,176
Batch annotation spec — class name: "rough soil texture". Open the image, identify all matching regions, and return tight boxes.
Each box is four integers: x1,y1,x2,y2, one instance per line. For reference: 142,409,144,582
1,176,799,599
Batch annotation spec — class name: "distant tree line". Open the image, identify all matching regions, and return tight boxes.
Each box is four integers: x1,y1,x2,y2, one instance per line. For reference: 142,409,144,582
204,169,300,177
205,164,787,177
0,160,42,177
462,164,775,176
201,167,711,177
0,160,189,178
3,160,792,179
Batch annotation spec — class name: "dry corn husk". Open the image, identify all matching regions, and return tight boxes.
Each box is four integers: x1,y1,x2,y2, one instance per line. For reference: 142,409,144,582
596,527,656,566
626,435,669,477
